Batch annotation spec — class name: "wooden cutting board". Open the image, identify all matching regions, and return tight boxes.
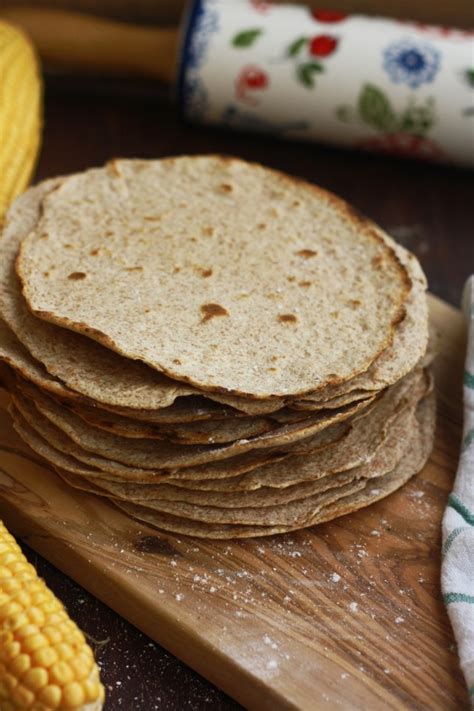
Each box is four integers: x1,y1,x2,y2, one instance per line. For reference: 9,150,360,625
0,294,469,710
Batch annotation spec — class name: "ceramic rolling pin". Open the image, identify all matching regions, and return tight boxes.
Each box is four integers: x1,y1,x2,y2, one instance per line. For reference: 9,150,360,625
2,1,473,165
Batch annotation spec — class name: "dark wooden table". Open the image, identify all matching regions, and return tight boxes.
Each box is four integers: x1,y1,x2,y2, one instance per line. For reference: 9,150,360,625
20,79,474,711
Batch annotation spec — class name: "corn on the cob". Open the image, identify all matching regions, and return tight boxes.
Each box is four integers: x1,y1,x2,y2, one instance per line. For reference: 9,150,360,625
0,19,42,223
0,519,104,710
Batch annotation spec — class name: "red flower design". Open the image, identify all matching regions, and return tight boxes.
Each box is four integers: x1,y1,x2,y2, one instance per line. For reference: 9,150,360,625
236,66,269,104
309,35,338,57
250,0,273,13
312,10,347,22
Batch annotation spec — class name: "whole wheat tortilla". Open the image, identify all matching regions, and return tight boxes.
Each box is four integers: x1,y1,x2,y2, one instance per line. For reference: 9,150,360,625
8,383,434,535
59,400,311,444
1,179,426,415
66,389,374,440
9,367,424,493
66,395,419,524
9,396,349,483
51,398,416,508
17,156,412,398
163,375,426,490
11,379,413,507
79,411,275,444
111,392,435,537
13,382,373,470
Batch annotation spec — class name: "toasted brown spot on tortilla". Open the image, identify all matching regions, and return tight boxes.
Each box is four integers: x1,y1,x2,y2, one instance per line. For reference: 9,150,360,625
125,266,143,272
299,281,311,288
67,272,87,281
173,358,182,365
220,183,233,193
257,223,266,230
144,215,161,222
287,276,295,283
278,314,297,324
372,255,384,269
201,303,229,322
198,268,213,278
349,299,362,308
203,226,214,236
296,249,318,258
90,248,99,256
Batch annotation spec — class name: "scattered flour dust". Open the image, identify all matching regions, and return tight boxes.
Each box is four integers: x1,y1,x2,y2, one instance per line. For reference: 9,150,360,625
349,602,358,613
330,573,341,583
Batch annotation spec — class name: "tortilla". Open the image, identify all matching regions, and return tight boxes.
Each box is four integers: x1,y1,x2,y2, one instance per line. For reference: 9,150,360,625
1,175,427,415
9,397,348,483
111,392,435,537
51,397,415,509
12,383,372,470
17,156,412,398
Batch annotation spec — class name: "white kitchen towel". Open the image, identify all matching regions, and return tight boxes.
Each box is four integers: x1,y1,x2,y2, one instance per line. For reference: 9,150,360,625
178,0,474,166
442,275,474,706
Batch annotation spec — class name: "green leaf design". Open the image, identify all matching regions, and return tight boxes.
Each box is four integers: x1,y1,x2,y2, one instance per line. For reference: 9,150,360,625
232,28,263,48
297,62,324,89
398,97,435,137
358,84,396,132
288,37,307,57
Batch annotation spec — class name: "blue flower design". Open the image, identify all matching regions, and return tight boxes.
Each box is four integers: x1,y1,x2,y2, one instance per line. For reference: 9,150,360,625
383,40,441,89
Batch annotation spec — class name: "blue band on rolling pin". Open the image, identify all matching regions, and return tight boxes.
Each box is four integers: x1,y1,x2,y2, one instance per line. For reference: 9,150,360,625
177,0,474,166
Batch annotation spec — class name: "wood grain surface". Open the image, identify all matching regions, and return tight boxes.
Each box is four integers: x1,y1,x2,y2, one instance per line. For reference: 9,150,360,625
0,295,469,710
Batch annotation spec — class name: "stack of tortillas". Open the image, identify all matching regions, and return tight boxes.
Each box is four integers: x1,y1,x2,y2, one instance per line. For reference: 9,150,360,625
0,156,435,538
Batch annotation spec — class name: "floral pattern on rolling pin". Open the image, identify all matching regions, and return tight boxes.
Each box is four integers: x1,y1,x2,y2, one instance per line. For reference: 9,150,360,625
178,0,474,166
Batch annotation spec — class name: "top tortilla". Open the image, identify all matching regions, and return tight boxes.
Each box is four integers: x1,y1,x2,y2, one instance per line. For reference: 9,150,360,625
1,168,426,414
17,156,411,398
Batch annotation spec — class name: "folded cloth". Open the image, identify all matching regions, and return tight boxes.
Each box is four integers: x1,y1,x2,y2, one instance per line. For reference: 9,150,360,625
442,275,474,705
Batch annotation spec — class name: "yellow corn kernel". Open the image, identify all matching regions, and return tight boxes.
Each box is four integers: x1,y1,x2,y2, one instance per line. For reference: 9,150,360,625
22,666,49,692
10,683,35,708
49,661,74,687
53,643,74,661
8,653,31,677
37,684,62,709
31,646,58,669
62,682,86,709
22,633,49,654
0,519,104,709
0,20,42,222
